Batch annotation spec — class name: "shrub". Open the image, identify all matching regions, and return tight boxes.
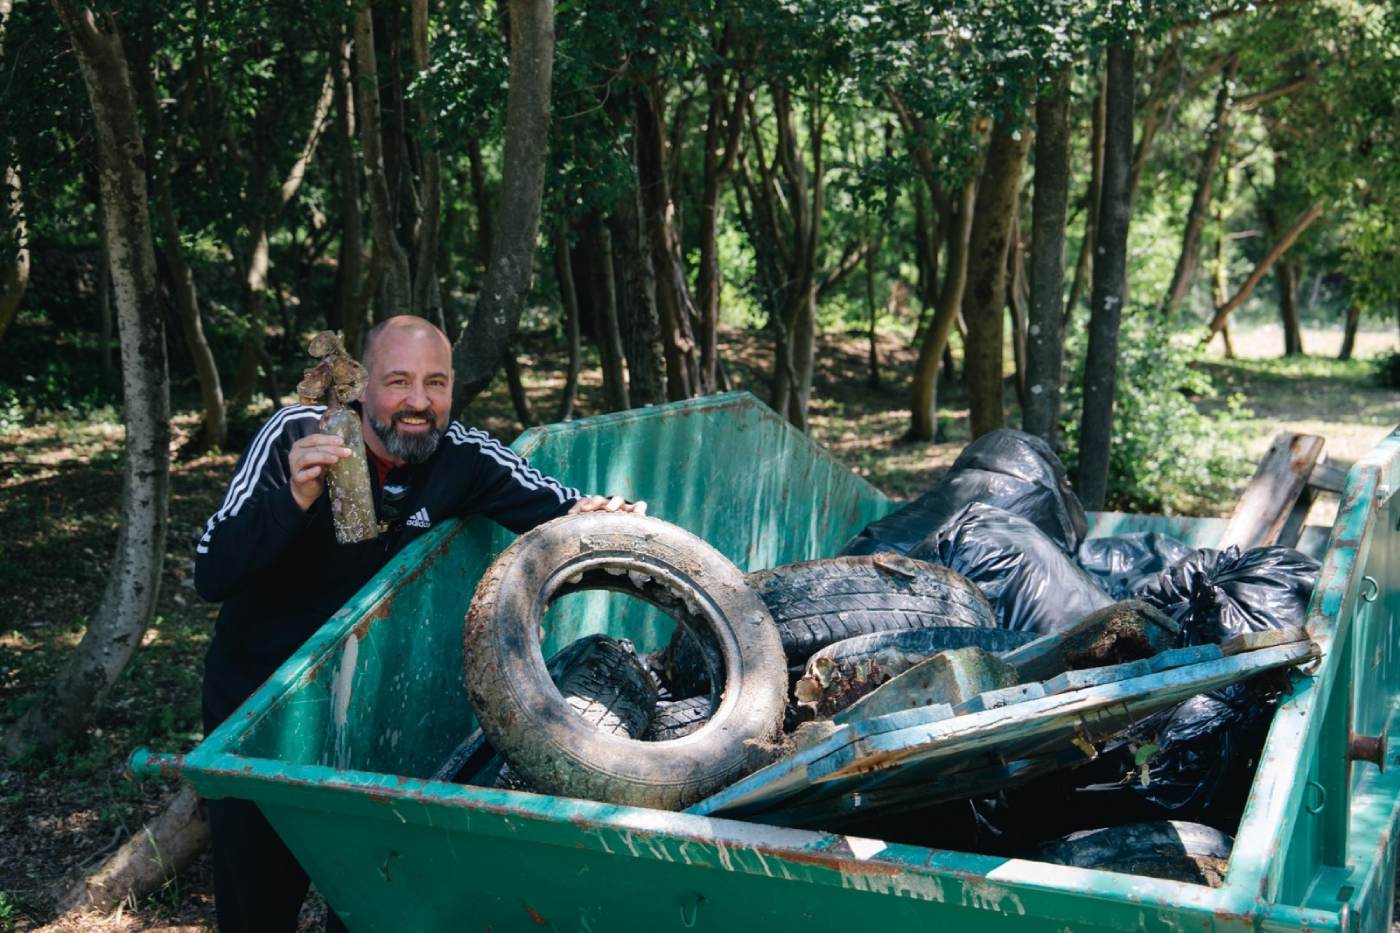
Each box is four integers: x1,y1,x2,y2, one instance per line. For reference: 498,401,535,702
1059,310,1252,514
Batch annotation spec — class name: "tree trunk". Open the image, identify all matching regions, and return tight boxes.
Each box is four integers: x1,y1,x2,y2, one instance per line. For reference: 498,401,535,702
353,0,411,321
1205,202,1323,340
696,63,744,395
1065,71,1106,317
1279,260,1303,355
409,0,442,322
1076,39,1136,511
98,217,113,378
1024,68,1071,447
588,220,630,410
1162,55,1237,316
130,34,226,450
502,348,536,427
963,116,1032,439
635,80,698,400
0,161,28,345
1007,209,1028,411
57,785,208,915
1128,39,1183,204
612,176,666,407
1338,303,1360,361
0,1,23,346
864,244,880,389
9,1,171,757
908,181,974,440
332,34,366,351
450,0,553,411
553,223,581,421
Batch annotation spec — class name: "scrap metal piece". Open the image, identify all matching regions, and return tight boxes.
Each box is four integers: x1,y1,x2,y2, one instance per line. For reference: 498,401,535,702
1002,600,1180,682
691,637,1320,826
833,647,1018,725
794,628,1035,719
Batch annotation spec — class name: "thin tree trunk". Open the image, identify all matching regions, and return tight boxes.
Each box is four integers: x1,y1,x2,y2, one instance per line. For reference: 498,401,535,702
332,34,366,351
963,116,1032,439
131,34,226,449
595,220,631,409
1128,39,1183,203
1279,260,1303,355
98,218,113,378
409,0,442,322
1338,303,1360,361
1162,55,1237,316
502,348,536,426
696,66,744,394
1066,72,1106,317
1077,39,1136,511
865,244,880,389
450,0,553,411
57,785,208,914
635,81,697,400
1024,68,1071,446
908,181,974,440
0,163,28,345
1205,202,1323,340
0,3,24,345
1007,209,1028,411
466,137,493,277
354,0,412,319
553,223,581,420
613,168,666,407
9,0,170,757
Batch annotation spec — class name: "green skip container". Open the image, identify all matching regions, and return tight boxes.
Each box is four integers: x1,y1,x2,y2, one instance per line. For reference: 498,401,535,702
132,393,1400,932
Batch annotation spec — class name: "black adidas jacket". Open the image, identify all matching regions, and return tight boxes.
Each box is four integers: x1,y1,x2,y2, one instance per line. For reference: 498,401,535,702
194,404,580,726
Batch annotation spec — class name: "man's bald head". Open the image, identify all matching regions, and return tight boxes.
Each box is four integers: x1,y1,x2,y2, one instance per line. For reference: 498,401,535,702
362,315,452,373
359,315,455,465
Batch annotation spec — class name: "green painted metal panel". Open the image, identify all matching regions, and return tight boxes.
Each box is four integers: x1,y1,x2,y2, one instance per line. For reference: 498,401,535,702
137,404,1400,932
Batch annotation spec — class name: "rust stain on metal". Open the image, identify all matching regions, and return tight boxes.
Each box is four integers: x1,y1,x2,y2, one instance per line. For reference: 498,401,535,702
521,902,548,925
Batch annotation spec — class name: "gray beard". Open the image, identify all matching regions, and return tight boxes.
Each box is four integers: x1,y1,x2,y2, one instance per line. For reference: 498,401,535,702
368,412,443,464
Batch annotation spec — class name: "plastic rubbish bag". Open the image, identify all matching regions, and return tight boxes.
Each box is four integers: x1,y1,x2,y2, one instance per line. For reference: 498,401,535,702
841,429,1087,557
910,503,1114,634
1077,532,1194,599
1137,545,1320,645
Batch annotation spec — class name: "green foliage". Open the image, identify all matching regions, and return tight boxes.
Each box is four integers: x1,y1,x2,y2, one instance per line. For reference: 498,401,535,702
1375,352,1400,390
1060,310,1253,514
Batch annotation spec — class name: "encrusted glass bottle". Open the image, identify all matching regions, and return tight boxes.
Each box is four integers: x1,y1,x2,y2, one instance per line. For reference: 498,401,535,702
300,330,378,544
320,403,378,544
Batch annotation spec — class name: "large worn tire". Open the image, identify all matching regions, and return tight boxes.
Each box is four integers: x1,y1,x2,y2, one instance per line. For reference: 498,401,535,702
464,512,787,810
1036,821,1232,887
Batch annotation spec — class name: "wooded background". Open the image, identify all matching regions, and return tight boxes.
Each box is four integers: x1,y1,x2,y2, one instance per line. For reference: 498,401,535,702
2,0,1399,924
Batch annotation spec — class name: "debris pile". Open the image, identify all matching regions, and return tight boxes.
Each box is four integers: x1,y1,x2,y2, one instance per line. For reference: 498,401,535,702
459,428,1325,885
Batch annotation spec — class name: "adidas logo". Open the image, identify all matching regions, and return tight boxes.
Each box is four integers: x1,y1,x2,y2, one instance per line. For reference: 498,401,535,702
405,508,432,529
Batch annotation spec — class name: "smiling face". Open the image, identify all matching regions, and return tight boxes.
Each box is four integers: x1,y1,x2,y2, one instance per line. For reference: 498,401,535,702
359,317,454,466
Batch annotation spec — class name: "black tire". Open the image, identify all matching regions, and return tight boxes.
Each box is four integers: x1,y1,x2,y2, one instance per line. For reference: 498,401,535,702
754,554,996,662
808,625,1037,671
494,635,658,790
665,553,995,692
464,512,787,810
643,696,713,741
1036,821,1232,887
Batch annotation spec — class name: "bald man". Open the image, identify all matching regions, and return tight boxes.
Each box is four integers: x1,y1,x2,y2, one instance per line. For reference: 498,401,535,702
194,316,641,931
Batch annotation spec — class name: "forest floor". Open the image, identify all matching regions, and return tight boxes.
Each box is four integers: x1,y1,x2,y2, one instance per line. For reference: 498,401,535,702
0,321,1396,931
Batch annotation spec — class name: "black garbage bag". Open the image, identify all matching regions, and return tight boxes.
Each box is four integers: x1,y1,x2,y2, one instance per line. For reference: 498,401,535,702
910,503,1114,634
841,429,1088,557
1137,545,1320,645
1077,532,1194,600
1066,676,1285,830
